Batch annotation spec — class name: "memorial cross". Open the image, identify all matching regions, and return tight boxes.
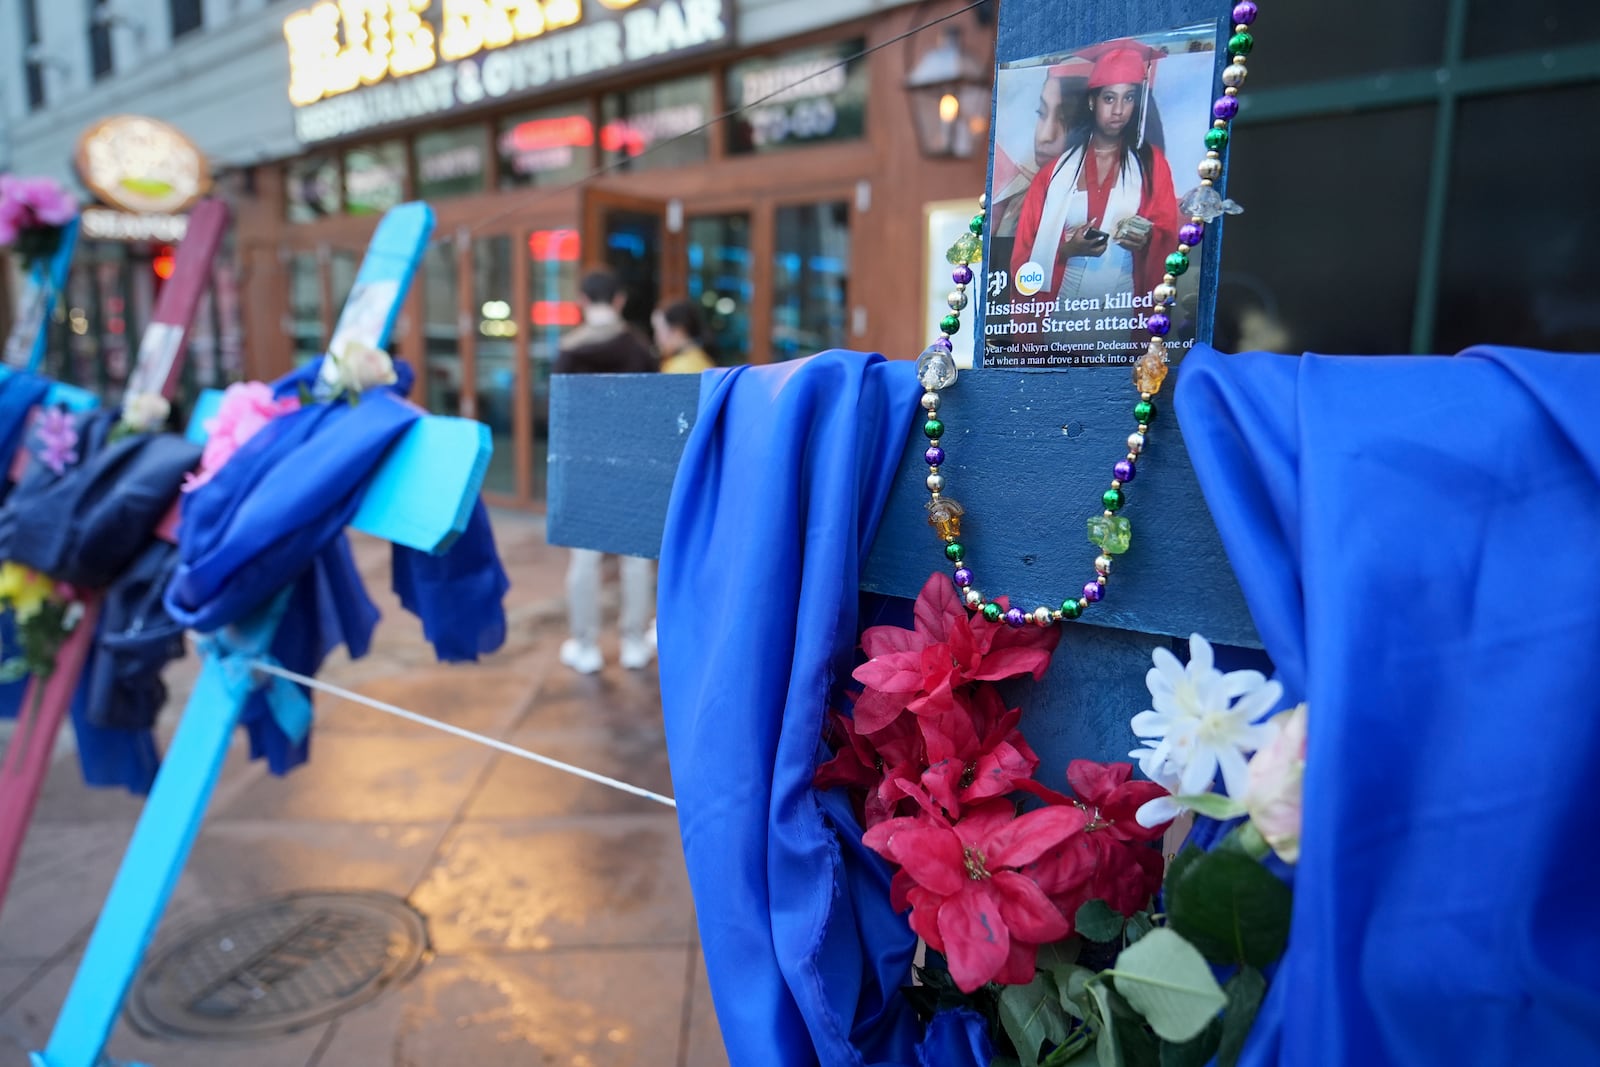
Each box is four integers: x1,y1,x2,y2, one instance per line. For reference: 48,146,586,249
0,199,231,910
548,0,1263,778
30,202,497,1067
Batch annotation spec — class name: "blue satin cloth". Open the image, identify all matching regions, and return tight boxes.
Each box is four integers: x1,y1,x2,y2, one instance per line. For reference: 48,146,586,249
657,352,925,1067
1175,343,1600,1066
165,358,508,774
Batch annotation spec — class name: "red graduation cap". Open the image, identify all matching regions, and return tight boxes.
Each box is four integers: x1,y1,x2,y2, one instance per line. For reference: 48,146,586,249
1077,39,1163,89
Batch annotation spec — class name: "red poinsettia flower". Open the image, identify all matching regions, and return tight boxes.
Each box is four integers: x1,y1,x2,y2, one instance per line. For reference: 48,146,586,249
1017,760,1172,921
815,709,927,827
918,686,1040,820
851,574,1059,734
865,795,1087,992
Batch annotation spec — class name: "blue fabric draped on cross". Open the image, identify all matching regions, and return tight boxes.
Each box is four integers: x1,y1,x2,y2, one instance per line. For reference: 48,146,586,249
165,357,509,774
658,351,939,1067
1176,343,1600,1066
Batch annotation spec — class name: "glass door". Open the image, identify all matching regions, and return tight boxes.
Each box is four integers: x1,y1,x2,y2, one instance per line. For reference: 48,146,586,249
528,226,581,502
581,189,686,337
473,235,518,499
420,236,461,416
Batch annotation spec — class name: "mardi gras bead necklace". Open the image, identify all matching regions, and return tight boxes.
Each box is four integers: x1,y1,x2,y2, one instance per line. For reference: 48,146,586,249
915,2,1260,629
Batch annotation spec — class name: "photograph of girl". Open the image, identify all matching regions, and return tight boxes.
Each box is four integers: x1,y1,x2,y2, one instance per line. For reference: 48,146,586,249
986,25,1215,366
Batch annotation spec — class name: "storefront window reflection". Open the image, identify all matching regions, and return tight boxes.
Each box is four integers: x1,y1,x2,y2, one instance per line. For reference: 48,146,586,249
417,127,487,200
687,214,751,362
528,227,580,501
344,142,406,216
421,238,459,415
286,156,341,223
474,235,516,496
288,252,323,366
497,105,594,189
600,76,713,171
772,201,850,360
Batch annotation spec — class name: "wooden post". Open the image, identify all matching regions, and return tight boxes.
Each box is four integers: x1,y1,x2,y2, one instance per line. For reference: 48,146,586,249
547,0,1259,775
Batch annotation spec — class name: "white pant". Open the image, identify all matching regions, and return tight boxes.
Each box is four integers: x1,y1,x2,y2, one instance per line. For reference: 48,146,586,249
566,548,654,645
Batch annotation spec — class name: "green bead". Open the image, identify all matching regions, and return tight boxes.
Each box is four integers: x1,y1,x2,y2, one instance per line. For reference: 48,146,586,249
1229,31,1254,56
939,313,961,335
923,418,945,439
982,602,1002,622
1060,598,1084,620
1204,127,1229,151
944,541,965,563
1087,514,1133,554
1134,399,1156,423
1165,251,1190,276
969,213,986,235
1102,487,1125,512
945,232,982,265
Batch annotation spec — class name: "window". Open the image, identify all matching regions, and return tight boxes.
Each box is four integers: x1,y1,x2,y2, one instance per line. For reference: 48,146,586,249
496,104,594,189
421,238,460,416
169,0,203,38
725,40,868,155
343,142,406,216
473,236,516,496
287,253,323,365
20,0,44,110
89,19,114,81
416,127,487,200
1225,0,1600,354
600,75,714,172
528,227,580,501
773,202,850,360
285,155,342,222
687,214,752,362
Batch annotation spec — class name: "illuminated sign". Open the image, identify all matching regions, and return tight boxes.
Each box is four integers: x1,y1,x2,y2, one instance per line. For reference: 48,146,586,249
75,115,211,214
285,0,732,143
726,40,867,155
81,208,190,243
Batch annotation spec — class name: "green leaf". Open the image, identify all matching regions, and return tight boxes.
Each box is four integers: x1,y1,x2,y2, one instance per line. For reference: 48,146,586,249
1037,937,1082,970
1160,1019,1222,1067
0,657,31,683
1000,972,1072,1067
1172,793,1247,820
1091,982,1160,1067
1090,982,1123,1067
991,1058,1024,1067
1052,965,1098,1020
1041,1035,1097,1067
1126,912,1156,946
1109,928,1228,1043
1165,847,1293,967
1216,966,1266,1067
1076,900,1126,943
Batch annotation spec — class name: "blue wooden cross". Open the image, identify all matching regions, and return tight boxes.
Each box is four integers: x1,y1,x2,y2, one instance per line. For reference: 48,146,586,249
548,0,1261,779
30,203,493,1067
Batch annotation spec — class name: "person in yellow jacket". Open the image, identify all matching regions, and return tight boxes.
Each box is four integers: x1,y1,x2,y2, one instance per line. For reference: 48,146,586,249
652,300,716,375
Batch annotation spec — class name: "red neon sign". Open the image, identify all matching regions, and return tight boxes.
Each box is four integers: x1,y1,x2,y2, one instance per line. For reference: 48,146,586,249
528,229,579,262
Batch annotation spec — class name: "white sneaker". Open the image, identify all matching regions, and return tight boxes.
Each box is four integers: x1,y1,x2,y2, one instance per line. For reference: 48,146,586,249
620,635,656,670
559,638,603,675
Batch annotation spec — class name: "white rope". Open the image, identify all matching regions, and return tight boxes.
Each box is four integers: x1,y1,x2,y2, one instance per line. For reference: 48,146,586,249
248,660,677,809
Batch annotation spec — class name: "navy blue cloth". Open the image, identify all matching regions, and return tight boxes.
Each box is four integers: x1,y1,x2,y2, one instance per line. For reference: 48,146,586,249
165,358,508,774
86,540,185,732
657,352,924,1067
1176,343,1600,1066
0,408,200,588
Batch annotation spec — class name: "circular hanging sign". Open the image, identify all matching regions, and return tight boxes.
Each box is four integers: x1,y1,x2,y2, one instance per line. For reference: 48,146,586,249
75,115,211,215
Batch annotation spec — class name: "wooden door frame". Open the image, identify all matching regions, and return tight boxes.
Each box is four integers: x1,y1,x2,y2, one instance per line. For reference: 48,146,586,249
580,187,688,304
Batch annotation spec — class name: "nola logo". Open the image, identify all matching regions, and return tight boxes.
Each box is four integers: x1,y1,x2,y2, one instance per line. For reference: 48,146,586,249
1015,261,1046,297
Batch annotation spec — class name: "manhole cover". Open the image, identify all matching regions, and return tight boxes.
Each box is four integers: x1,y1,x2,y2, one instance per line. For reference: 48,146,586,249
127,890,427,1040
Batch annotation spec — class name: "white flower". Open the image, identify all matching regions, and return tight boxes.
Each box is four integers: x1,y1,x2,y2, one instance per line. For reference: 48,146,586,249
1129,633,1282,827
120,392,171,433
322,340,397,395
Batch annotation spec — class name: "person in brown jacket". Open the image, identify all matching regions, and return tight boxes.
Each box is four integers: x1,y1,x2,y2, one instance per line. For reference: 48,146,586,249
554,269,658,674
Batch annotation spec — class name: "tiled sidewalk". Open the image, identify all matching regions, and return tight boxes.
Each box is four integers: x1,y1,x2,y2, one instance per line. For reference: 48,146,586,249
0,516,727,1067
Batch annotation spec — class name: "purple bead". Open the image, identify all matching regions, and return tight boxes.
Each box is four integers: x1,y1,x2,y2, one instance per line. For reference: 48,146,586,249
952,265,974,285
953,567,973,588
1004,607,1027,628
933,335,954,353
1232,0,1257,24
1179,222,1205,246
1083,582,1104,603
1213,95,1239,120
1146,313,1171,337
924,446,945,466
1114,459,1136,482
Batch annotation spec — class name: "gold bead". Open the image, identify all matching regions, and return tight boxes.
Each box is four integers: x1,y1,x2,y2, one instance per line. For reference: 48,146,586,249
1225,86,1239,96
1126,452,1138,462
1078,597,1090,610
1162,273,1176,285
1110,479,1122,490
1178,243,1191,254
1137,423,1149,434
1103,509,1114,518
1206,150,1220,159
1200,178,1214,187
1235,22,1250,32
1097,575,1108,586
1140,391,1152,401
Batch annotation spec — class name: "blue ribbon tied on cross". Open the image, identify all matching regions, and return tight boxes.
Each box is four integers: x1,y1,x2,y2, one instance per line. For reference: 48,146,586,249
195,632,313,745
